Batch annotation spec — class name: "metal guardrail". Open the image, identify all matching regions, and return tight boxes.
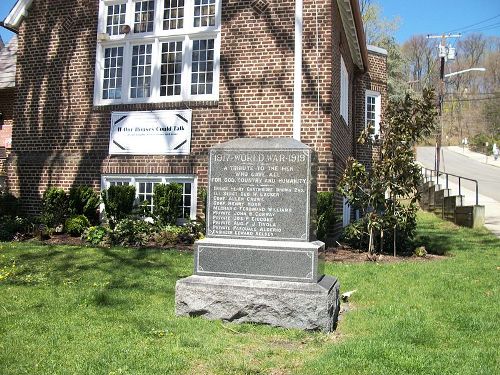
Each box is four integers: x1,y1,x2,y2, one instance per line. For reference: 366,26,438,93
421,167,479,205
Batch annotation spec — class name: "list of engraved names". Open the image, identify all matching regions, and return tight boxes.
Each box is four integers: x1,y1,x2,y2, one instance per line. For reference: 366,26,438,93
207,150,310,241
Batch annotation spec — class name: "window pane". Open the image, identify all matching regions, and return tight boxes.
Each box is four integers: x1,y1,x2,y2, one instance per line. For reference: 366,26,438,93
134,1,155,33
106,3,127,35
138,181,159,214
164,0,185,30
160,41,183,97
103,47,124,100
191,38,215,95
130,44,153,98
181,183,192,218
193,0,216,28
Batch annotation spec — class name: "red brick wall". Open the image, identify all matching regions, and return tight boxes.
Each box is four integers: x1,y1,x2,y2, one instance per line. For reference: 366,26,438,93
7,0,364,218
354,48,388,169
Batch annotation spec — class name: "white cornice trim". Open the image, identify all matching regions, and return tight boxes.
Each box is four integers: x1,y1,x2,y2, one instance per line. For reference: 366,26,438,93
337,0,364,70
3,0,33,30
367,44,388,56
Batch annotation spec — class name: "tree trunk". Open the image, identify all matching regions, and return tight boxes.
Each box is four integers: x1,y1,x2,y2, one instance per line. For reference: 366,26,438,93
369,227,374,255
393,226,397,257
380,228,384,253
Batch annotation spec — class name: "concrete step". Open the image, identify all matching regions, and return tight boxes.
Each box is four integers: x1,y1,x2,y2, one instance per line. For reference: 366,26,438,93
443,195,464,222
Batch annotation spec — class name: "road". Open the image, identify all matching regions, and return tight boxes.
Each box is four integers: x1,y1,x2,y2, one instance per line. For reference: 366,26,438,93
416,147,500,202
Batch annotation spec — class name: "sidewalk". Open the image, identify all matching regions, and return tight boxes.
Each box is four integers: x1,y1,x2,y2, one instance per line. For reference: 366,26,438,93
447,146,500,168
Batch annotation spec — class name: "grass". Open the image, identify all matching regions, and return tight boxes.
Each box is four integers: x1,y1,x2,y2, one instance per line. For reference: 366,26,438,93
0,211,499,374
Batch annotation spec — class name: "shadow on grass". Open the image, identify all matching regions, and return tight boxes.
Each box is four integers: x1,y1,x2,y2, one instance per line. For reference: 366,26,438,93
414,212,500,255
4,243,192,292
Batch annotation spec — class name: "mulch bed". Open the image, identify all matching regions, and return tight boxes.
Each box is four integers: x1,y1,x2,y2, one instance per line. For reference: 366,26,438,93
320,245,447,263
38,235,446,263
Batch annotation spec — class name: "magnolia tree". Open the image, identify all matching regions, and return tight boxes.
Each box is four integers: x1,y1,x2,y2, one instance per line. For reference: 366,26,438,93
339,88,438,255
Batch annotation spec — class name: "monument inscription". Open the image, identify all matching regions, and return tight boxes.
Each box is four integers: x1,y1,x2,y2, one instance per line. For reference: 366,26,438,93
207,147,312,241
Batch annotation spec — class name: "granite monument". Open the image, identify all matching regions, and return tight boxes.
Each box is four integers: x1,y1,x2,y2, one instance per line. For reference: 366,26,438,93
175,138,340,331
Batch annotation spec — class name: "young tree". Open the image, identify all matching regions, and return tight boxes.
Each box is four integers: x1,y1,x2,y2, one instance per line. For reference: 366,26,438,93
339,89,438,255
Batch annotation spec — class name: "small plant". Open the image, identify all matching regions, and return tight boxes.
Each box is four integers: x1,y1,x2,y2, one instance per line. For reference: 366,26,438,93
68,186,100,225
112,218,152,247
0,192,20,217
83,226,111,247
41,187,69,228
316,192,337,243
101,185,136,229
414,246,428,257
65,215,91,237
153,183,183,226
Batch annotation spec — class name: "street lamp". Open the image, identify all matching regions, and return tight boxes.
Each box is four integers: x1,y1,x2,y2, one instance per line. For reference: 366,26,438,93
435,67,486,184
444,68,486,78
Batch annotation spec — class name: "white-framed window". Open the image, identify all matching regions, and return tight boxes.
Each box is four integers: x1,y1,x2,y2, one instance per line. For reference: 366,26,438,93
340,55,349,125
101,174,197,220
366,90,381,137
94,0,222,106
342,197,351,227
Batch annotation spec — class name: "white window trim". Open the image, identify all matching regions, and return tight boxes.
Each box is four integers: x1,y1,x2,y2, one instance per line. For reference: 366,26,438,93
365,90,381,137
100,174,198,220
94,0,222,106
340,55,349,125
342,197,351,227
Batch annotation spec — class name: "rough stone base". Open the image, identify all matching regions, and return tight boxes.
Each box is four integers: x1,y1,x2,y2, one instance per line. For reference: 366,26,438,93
175,275,340,332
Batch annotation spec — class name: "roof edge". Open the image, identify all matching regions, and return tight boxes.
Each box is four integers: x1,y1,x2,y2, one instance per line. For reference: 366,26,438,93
367,44,388,56
3,0,33,31
350,0,369,72
337,0,369,72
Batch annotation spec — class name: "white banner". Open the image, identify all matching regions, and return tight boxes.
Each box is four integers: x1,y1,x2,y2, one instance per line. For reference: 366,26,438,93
109,110,192,155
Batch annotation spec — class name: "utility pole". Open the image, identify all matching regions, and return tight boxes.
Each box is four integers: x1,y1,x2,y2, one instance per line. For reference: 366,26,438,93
426,33,461,183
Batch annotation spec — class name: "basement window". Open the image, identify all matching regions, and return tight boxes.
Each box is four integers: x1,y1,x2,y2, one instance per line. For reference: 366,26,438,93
95,0,221,105
102,175,197,220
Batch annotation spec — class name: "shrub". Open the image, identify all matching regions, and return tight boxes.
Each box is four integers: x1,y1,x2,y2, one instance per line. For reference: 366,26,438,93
83,226,111,247
65,215,91,237
316,192,337,243
112,218,152,247
0,193,20,217
101,185,136,228
153,183,183,226
341,219,370,250
198,187,207,219
0,216,32,241
154,225,186,246
68,186,100,225
41,187,69,228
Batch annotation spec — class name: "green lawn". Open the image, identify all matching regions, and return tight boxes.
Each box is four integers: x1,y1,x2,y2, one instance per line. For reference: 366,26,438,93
0,212,498,375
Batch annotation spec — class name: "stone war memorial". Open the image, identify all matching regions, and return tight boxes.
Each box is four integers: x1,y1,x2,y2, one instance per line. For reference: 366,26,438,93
175,138,340,331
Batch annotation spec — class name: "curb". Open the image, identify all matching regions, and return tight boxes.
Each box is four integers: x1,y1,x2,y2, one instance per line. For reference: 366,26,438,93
446,147,500,169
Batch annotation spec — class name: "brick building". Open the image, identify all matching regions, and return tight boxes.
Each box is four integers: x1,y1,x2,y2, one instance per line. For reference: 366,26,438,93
2,0,386,228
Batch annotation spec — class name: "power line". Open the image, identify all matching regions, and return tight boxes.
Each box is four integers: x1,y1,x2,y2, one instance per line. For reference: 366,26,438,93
462,22,500,34
446,14,500,34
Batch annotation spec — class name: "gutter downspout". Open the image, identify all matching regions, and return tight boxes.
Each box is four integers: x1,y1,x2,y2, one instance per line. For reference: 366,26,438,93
293,0,303,141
